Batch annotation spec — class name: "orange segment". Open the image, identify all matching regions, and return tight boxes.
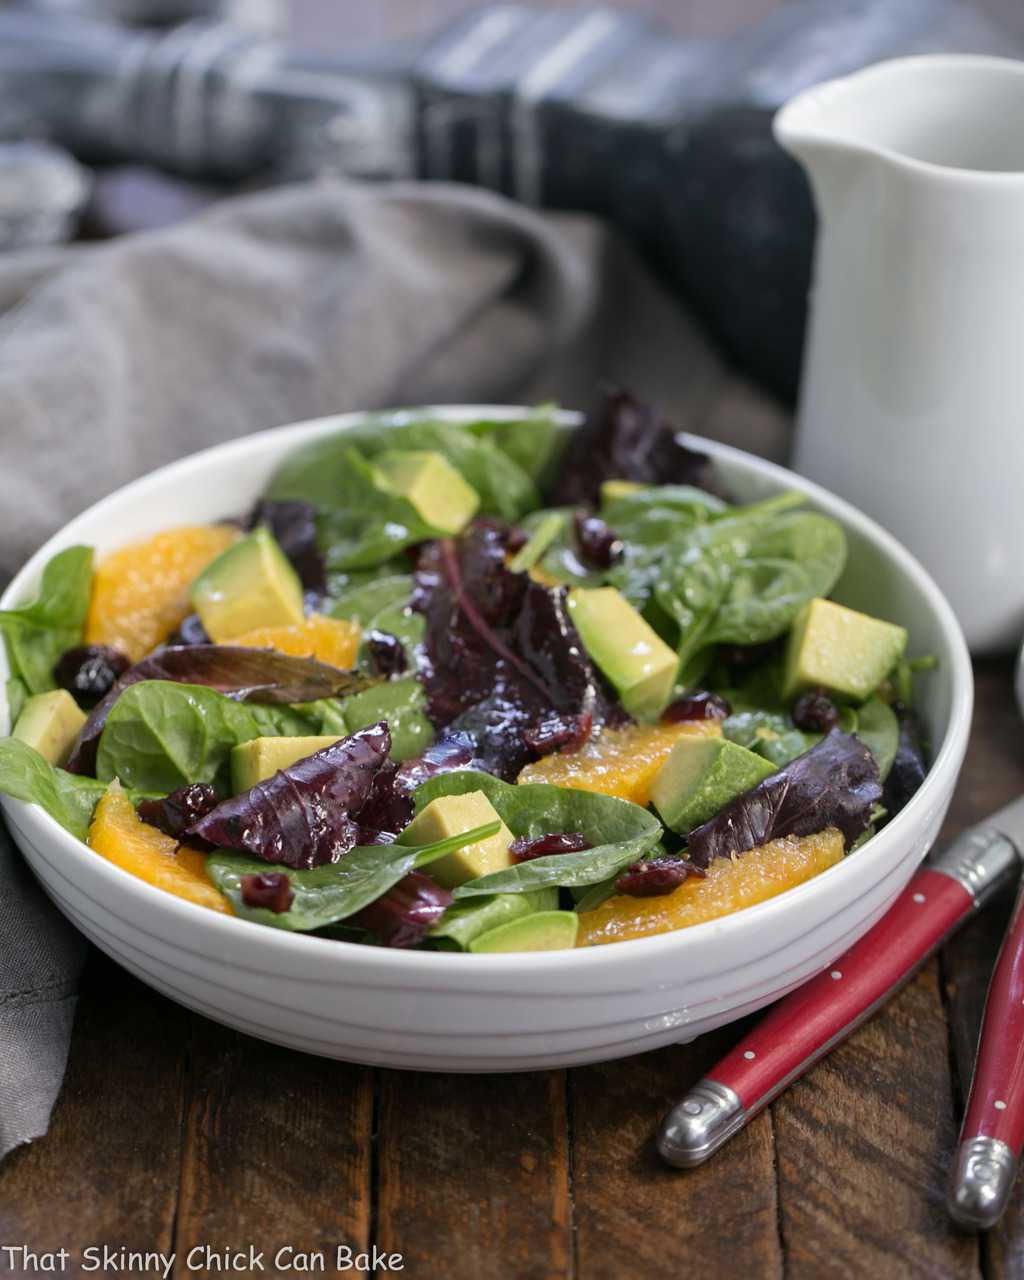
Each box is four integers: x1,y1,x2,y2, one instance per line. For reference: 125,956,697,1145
87,779,231,915
232,614,361,669
518,720,721,806
577,828,843,946
86,525,238,662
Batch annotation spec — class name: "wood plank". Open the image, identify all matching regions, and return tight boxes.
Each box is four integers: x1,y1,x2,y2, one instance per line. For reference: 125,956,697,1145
570,1027,782,1280
774,963,979,1280
0,953,187,1271
172,1017,373,1278
376,1068,571,1280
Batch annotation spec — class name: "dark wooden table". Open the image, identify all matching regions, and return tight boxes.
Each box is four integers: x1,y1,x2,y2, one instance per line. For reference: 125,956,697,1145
5,3,1024,1277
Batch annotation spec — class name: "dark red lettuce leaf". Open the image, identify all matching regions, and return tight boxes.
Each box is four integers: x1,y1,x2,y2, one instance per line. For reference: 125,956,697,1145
247,498,326,596
547,389,715,506
883,706,928,818
187,722,391,870
66,645,376,775
355,732,480,842
686,730,882,869
348,871,452,948
412,522,624,778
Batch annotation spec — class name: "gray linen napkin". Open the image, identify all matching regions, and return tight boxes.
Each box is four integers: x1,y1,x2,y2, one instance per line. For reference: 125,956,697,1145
0,178,788,1158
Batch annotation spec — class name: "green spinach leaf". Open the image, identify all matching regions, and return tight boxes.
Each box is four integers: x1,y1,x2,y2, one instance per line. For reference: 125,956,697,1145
0,546,93,694
267,417,540,570
96,681,262,793
0,737,107,840
853,697,900,780
412,770,662,897
207,820,500,932
462,405,568,485
329,574,413,627
428,888,557,950
342,677,434,761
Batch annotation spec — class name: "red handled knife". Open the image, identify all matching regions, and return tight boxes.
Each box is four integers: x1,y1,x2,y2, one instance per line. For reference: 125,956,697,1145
657,804,1024,1170
948,823,1024,1228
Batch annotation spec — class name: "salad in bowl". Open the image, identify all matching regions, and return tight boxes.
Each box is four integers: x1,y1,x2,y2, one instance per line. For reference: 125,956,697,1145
0,392,932,956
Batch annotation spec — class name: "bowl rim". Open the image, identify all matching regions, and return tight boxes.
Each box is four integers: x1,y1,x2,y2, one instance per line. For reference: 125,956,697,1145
0,404,973,973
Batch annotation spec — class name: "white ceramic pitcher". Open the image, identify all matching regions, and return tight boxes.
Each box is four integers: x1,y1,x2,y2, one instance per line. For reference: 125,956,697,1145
775,55,1024,653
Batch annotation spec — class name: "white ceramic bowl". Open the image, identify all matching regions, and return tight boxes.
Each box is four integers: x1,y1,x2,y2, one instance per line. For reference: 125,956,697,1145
0,407,972,1071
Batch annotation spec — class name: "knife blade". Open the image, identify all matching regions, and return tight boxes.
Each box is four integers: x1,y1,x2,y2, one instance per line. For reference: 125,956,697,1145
657,798,1024,1170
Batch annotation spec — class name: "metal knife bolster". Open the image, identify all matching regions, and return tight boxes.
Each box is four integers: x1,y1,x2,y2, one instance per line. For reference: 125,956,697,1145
929,824,1022,907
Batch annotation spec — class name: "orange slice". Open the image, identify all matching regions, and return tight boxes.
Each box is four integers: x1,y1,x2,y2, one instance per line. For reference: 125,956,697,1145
87,779,230,914
232,614,361,669
576,828,843,946
518,720,722,806
85,524,238,662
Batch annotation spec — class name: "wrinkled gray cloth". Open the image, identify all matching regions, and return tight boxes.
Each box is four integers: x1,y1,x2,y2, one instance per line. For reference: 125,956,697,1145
0,179,787,1159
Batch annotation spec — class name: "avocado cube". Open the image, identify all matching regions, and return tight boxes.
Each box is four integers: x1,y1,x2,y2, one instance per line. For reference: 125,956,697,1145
230,735,343,793
469,910,579,953
567,587,678,720
12,689,86,765
373,450,479,535
782,598,908,702
400,791,513,889
650,735,776,834
191,526,304,643
600,479,645,504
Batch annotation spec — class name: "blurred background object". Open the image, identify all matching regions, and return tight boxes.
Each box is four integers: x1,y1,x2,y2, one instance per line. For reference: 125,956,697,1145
13,0,283,31
0,0,1021,397
0,141,91,249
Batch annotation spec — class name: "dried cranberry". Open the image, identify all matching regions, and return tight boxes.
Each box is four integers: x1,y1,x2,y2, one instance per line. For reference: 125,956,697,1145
663,691,731,722
573,510,623,569
505,525,530,554
792,688,839,734
350,871,452,947
240,872,294,914
166,613,210,647
615,856,701,897
509,832,592,862
137,783,219,841
53,644,130,708
523,711,593,758
365,630,407,678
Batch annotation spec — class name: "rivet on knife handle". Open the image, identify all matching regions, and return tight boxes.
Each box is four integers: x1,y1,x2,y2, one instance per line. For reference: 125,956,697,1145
658,827,1020,1170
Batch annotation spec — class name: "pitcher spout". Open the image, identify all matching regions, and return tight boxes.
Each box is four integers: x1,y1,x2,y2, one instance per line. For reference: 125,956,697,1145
774,54,1024,180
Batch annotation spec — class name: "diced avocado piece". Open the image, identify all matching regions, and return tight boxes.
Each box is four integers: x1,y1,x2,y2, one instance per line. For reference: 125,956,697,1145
191,526,304,642
341,677,433,762
469,910,579,953
782,598,908,702
373,450,479,535
12,689,86,765
507,512,566,574
429,888,558,950
650,735,776,833
400,791,513,889
230,735,342,792
567,586,678,720
600,479,645,504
